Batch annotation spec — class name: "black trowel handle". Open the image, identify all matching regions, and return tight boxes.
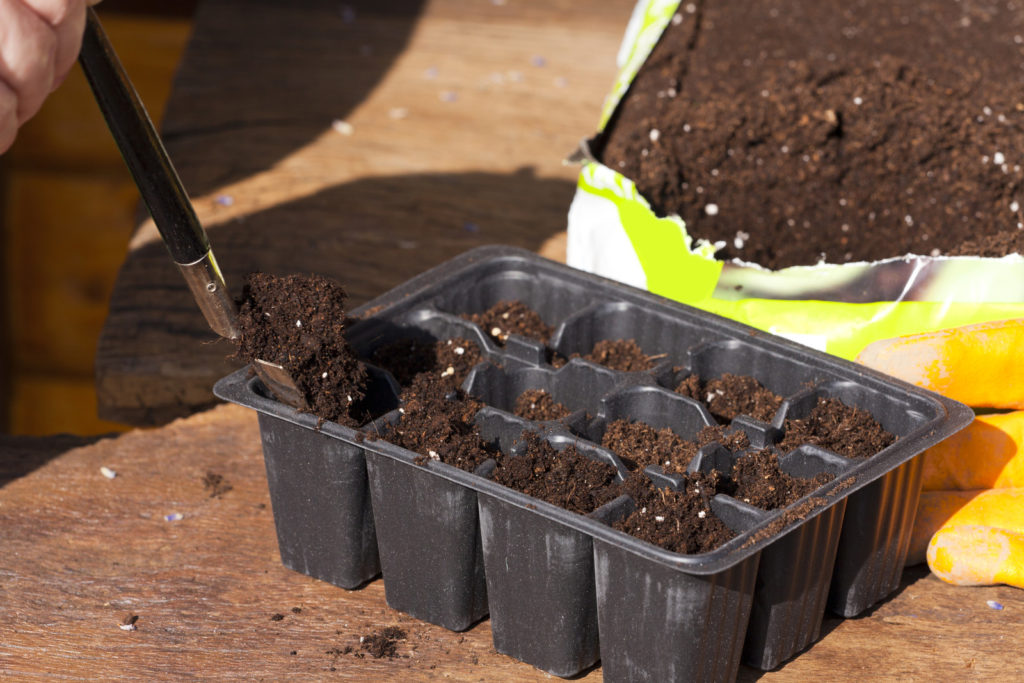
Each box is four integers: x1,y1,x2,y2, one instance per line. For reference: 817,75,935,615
78,8,239,340
79,9,206,264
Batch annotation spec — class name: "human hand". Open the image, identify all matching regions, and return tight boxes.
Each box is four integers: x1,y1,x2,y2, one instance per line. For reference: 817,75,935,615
858,319,1024,588
0,0,99,153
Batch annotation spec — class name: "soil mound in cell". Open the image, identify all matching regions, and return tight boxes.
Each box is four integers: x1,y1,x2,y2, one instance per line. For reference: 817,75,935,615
729,448,833,509
491,432,622,515
614,472,736,554
675,373,783,423
464,300,553,346
513,389,571,421
369,337,482,389
778,396,896,458
235,272,368,426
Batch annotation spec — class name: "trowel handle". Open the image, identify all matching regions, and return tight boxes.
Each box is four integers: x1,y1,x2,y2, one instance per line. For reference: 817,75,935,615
78,9,239,340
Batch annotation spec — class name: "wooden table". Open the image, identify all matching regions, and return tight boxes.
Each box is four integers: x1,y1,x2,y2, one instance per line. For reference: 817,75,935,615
50,0,1021,677
2,404,1022,679
95,0,627,426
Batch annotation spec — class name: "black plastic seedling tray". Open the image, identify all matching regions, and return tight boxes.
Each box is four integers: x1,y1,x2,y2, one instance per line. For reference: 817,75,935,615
214,246,973,681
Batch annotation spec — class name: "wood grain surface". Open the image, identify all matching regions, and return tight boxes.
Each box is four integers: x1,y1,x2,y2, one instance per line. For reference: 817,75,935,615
1,403,1021,680
96,0,636,425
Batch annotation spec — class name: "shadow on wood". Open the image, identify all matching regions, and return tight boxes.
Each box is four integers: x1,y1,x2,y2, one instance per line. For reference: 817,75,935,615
158,0,429,197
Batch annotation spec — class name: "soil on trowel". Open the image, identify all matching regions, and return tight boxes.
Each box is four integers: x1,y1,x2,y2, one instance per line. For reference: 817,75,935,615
729,448,833,509
598,0,1024,267
614,471,735,554
464,300,553,346
602,420,750,473
675,373,783,423
552,339,661,372
235,273,368,426
513,389,572,421
490,431,622,515
369,337,483,389
778,396,895,458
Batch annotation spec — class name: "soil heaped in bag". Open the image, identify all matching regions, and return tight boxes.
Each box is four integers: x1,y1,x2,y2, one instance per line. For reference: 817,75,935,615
234,273,368,426
598,0,1024,268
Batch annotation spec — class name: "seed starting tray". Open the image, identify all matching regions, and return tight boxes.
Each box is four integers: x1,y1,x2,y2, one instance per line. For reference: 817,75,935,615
214,246,973,681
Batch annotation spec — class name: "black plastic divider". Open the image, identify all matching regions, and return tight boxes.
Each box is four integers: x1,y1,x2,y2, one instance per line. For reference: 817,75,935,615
551,301,701,372
464,360,628,423
213,246,975,681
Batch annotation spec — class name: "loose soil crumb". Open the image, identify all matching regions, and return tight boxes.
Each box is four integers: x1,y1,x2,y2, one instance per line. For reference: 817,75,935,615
675,373,782,422
235,273,368,426
599,1,1024,266
369,337,482,389
614,472,735,554
778,397,895,458
464,300,553,345
729,448,833,510
513,389,571,421
491,432,622,514
359,626,408,659
327,626,408,660
202,471,232,498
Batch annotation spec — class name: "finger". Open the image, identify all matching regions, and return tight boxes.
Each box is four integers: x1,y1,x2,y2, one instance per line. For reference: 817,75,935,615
0,0,58,124
920,411,1024,491
856,319,1024,409
0,79,18,153
49,3,86,89
18,1,88,91
928,525,1024,588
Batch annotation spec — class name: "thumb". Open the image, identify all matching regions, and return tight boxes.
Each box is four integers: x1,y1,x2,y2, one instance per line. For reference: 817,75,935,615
928,525,1024,588
857,319,1024,409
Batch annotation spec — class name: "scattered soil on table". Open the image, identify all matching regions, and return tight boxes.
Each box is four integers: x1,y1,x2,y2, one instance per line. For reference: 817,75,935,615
513,389,571,421
675,373,783,422
598,1,1024,267
729,448,833,509
614,471,735,554
327,626,408,660
552,339,661,372
359,626,408,659
778,396,895,458
235,273,368,426
602,420,751,473
368,337,483,389
464,300,553,346
202,471,232,498
490,432,622,515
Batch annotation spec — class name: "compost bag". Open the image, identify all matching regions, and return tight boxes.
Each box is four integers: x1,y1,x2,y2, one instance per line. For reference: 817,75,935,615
567,0,1024,358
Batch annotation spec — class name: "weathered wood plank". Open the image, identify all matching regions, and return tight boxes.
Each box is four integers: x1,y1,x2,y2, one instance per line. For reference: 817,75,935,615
95,0,634,425
1,404,1020,679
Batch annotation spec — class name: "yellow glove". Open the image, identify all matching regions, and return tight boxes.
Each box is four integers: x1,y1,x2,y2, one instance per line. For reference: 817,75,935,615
857,319,1024,588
